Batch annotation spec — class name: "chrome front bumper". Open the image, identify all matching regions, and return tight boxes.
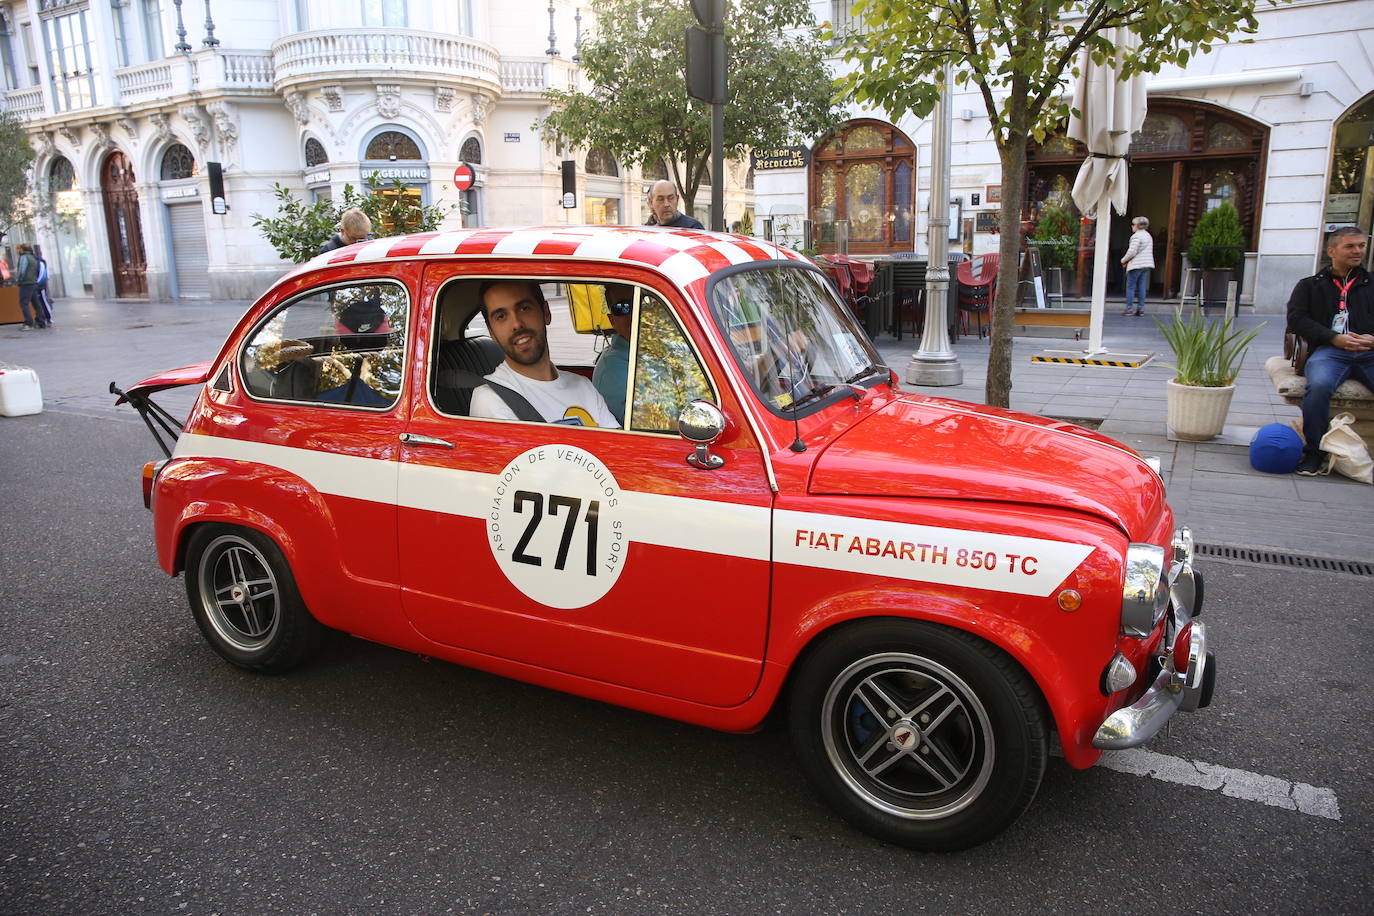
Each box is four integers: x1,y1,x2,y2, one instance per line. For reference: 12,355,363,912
1093,530,1215,750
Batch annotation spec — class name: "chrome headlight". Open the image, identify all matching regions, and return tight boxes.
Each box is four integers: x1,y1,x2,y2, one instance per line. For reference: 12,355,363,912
1121,543,1168,637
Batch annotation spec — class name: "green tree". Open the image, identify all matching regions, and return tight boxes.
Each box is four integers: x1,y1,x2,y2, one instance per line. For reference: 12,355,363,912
837,0,1272,407
538,0,842,219
0,110,37,238
1187,202,1245,270
252,174,457,264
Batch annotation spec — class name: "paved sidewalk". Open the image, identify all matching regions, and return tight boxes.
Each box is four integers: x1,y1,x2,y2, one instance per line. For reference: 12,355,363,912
3,295,1371,561
876,307,1374,562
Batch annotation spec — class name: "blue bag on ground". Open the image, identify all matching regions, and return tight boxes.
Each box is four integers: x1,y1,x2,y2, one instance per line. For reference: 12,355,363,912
1250,423,1302,474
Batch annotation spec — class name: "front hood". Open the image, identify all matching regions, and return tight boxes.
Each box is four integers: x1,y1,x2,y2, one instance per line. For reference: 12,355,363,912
810,395,1165,536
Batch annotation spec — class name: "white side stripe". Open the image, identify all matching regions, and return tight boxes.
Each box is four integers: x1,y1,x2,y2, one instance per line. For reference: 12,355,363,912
177,434,771,562
174,433,398,505
775,508,1094,598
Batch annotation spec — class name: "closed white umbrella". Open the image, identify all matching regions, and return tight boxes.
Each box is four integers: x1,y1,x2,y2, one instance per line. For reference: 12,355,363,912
1068,29,1148,355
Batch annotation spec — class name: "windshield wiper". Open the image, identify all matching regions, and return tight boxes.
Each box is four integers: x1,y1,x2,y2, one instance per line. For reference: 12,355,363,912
789,384,835,410
844,363,889,386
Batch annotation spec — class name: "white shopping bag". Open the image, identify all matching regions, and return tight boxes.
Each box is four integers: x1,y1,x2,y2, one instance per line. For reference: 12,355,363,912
1319,412,1373,484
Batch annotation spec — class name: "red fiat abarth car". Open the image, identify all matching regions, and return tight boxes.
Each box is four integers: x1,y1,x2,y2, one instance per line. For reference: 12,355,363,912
115,225,1212,851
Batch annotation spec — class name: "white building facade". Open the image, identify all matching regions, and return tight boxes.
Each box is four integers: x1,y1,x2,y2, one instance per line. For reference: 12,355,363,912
754,0,1374,313
1,0,749,300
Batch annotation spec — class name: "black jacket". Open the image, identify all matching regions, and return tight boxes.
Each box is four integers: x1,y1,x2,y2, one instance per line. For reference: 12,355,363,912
318,233,350,255
646,212,705,230
1286,265,1373,350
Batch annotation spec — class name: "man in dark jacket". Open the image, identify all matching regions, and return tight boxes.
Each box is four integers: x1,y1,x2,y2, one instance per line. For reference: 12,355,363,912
1285,226,1373,475
14,243,45,330
645,180,704,230
318,208,372,255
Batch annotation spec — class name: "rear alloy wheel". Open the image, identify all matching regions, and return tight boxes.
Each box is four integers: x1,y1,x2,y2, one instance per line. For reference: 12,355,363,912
185,525,324,673
789,620,1047,851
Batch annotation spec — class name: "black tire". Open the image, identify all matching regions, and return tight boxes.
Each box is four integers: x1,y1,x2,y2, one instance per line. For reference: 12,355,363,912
184,524,325,673
788,619,1047,851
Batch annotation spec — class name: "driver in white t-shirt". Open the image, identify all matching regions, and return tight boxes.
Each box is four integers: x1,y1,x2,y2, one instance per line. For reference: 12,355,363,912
469,280,620,428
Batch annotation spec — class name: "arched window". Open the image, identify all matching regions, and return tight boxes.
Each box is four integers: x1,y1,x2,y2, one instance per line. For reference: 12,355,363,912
160,143,197,181
809,119,915,253
586,147,618,177
647,159,669,181
304,137,328,167
460,136,482,164
50,156,75,191
364,129,422,161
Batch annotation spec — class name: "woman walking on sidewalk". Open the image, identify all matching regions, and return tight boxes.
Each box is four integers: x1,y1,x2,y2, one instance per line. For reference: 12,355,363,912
1121,216,1154,316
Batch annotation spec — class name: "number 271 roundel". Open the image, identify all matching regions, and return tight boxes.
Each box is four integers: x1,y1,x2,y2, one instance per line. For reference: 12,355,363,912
487,445,628,609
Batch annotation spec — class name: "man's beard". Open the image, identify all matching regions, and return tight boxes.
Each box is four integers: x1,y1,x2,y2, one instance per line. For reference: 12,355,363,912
502,329,547,366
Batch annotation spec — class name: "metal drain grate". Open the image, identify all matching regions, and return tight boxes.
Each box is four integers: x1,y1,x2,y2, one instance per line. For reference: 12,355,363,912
1196,543,1374,577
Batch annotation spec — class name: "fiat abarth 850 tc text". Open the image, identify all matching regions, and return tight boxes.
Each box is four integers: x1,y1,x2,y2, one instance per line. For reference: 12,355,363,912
116,225,1213,851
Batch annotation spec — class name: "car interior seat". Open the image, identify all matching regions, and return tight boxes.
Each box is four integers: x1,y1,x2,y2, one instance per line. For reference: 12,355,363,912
433,282,504,415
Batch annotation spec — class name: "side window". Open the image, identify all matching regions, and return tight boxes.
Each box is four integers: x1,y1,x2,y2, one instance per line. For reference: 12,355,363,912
627,294,714,433
240,281,409,409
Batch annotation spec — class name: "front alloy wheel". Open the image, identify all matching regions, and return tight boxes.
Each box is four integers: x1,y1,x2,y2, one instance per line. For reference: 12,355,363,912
790,620,1047,851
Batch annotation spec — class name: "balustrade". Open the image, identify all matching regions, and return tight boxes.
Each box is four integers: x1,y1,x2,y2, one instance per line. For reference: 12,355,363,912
272,29,499,86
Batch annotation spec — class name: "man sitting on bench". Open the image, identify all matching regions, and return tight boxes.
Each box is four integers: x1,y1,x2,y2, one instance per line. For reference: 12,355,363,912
1286,226,1373,475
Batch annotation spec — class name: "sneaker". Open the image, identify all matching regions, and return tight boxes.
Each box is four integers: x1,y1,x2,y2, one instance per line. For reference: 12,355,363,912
18,324,33,331
1295,451,1329,476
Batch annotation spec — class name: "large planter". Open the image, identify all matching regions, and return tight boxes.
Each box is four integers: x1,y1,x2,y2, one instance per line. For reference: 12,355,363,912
1167,379,1236,440
1201,268,1234,307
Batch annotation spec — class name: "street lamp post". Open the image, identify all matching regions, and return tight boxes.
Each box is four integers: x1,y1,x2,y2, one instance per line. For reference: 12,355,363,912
907,63,963,386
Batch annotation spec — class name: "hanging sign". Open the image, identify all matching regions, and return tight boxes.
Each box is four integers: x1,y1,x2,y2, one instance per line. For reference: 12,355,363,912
750,147,811,171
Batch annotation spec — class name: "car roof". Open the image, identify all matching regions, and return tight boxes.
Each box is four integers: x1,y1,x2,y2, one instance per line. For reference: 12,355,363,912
288,225,810,294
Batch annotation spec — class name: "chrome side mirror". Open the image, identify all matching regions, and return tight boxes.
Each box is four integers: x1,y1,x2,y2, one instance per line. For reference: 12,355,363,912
678,399,726,469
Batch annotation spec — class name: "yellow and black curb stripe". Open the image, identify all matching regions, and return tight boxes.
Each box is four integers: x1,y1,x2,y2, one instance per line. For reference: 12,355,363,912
1031,354,1154,368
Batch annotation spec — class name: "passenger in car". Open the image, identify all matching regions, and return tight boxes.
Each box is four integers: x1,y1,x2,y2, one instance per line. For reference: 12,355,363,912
469,281,620,427
592,284,635,425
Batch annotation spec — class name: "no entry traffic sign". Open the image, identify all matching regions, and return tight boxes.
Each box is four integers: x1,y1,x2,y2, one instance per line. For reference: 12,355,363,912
453,163,476,190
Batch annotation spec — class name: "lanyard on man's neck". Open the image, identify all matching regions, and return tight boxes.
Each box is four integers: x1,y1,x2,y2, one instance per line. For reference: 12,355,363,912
1332,270,1357,311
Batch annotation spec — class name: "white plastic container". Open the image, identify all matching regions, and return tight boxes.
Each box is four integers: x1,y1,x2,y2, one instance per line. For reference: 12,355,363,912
0,365,43,417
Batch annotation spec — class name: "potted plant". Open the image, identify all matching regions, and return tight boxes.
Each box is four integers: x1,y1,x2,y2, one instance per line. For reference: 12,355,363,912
1032,205,1077,299
1186,202,1245,307
1157,311,1264,440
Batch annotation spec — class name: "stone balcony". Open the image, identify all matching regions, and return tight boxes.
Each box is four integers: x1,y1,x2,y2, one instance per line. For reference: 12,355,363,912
499,57,580,97
271,28,501,95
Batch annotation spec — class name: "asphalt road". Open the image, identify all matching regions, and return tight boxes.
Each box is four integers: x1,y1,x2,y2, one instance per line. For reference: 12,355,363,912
1,307,1371,914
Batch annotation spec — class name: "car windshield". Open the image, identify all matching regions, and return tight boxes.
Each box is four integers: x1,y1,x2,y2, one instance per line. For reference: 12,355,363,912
707,265,883,413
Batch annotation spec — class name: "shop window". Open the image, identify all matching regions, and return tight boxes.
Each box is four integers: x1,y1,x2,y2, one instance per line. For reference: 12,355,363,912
1326,93,1373,243
809,119,916,253
160,143,197,181
585,196,620,225
240,281,409,409
365,130,422,161
305,137,328,167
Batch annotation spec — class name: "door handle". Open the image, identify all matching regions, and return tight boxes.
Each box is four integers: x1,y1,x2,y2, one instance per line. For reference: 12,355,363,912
400,433,455,449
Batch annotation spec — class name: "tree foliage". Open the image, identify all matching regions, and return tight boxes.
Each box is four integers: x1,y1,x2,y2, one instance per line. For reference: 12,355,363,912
836,0,1274,407
0,110,37,237
1187,202,1245,270
1032,206,1077,270
251,174,458,264
538,0,842,218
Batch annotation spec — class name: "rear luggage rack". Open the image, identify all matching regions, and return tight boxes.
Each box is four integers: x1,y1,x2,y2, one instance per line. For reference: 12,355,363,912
109,381,184,458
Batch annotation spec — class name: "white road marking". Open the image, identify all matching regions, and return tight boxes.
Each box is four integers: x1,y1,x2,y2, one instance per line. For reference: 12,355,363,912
1097,748,1342,821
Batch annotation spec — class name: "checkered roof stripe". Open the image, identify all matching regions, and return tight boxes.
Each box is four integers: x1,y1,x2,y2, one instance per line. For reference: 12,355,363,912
292,226,809,294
